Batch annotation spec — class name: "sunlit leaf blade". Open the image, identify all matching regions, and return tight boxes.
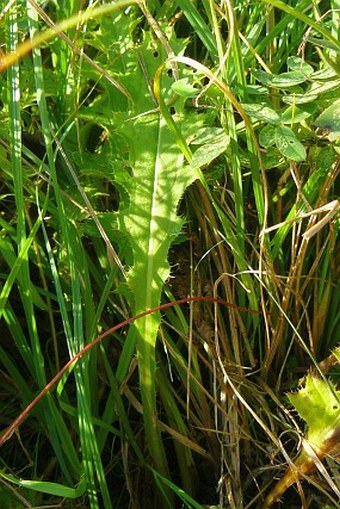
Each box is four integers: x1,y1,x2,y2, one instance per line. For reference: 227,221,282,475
308,36,340,52
116,111,196,488
190,127,226,145
172,78,199,98
288,374,340,450
280,105,314,124
263,375,340,508
252,69,274,86
120,114,196,315
112,33,197,495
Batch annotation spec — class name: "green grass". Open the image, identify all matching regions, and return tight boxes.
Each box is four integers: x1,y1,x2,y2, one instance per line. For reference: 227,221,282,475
0,1,339,508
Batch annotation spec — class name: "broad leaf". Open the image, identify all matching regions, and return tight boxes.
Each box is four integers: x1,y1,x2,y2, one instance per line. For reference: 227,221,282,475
286,56,314,76
253,69,309,88
259,125,276,148
113,32,197,483
241,102,280,124
282,92,319,105
190,127,226,145
271,71,308,88
119,113,196,315
288,374,340,451
172,78,199,98
191,133,229,168
280,104,315,124
116,110,197,482
274,125,306,161
252,69,274,86
263,374,340,508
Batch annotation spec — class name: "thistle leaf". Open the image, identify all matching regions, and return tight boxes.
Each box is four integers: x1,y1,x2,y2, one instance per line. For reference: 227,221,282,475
288,373,340,450
262,374,340,508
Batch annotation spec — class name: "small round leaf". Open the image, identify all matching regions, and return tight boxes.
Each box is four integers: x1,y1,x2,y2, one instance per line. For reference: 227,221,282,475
274,125,306,161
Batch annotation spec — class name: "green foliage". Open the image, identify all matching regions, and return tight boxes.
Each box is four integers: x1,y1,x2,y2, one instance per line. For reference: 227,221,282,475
0,471,87,499
172,77,200,97
0,1,339,508
315,99,340,141
288,374,340,450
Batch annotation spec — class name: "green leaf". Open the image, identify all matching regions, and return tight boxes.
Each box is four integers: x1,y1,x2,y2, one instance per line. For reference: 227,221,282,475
309,76,340,98
119,113,196,313
252,69,274,86
241,103,281,124
286,56,314,76
113,33,196,488
314,99,340,141
274,125,306,161
280,104,315,124
308,36,340,52
117,111,197,485
288,374,340,450
0,471,87,499
253,69,309,88
175,0,217,58
259,124,276,148
191,133,229,168
172,78,199,98
243,84,268,96
190,127,226,145
282,92,319,105
271,71,308,88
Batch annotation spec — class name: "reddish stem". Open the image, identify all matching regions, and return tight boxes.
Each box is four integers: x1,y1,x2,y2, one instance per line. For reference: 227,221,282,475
0,296,261,447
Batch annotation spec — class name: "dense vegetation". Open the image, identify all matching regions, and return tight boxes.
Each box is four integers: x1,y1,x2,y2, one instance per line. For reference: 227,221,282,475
0,1,339,508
